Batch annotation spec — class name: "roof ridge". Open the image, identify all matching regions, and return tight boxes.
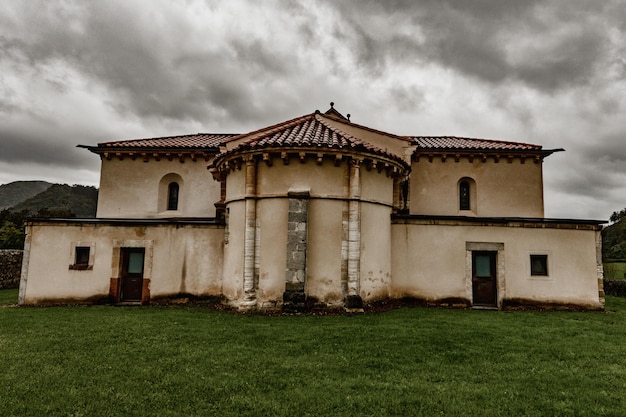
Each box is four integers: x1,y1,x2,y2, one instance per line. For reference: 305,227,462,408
318,113,414,143
314,113,360,146
314,113,403,160
223,113,316,145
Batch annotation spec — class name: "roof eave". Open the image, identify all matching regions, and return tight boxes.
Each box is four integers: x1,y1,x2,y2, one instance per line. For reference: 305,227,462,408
77,144,221,154
412,148,564,156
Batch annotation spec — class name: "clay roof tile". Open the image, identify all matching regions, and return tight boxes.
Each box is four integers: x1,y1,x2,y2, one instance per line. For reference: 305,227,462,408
411,136,542,151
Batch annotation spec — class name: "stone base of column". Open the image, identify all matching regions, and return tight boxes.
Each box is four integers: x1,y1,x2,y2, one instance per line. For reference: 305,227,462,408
344,294,364,313
282,282,307,313
238,298,258,311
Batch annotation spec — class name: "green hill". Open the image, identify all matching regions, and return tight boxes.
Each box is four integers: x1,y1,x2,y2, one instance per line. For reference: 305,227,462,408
11,184,98,218
1,183,98,249
0,181,52,210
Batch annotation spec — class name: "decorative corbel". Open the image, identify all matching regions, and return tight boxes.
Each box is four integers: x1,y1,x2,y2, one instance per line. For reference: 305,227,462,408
350,156,363,168
209,167,223,181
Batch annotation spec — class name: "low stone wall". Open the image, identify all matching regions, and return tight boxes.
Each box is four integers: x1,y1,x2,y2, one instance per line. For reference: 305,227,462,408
604,280,626,297
0,250,23,289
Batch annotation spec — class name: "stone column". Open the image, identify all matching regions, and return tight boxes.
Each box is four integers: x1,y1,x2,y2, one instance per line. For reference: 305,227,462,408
346,158,363,310
392,176,401,213
241,156,258,308
283,190,309,312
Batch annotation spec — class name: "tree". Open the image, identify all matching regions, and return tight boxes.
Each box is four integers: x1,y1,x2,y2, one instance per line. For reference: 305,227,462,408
0,221,24,249
610,208,626,224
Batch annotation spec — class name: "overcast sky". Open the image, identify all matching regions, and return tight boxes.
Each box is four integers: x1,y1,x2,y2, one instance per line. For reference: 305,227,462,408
1,0,625,220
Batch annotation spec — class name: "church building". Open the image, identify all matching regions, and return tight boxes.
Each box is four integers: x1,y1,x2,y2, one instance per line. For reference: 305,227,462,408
19,104,605,311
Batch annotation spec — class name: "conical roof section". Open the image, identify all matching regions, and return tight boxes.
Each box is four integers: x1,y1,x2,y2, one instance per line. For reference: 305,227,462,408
214,107,410,168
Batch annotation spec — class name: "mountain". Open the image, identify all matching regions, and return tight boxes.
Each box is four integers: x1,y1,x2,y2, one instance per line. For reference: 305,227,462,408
11,184,98,218
0,181,52,210
603,217,626,261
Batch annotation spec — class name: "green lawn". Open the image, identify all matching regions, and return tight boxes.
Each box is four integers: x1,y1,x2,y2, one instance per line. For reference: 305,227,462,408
604,262,626,280
1,289,625,416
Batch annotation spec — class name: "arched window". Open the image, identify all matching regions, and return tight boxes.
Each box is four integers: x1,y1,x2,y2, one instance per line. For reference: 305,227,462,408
167,182,179,211
459,180,470,211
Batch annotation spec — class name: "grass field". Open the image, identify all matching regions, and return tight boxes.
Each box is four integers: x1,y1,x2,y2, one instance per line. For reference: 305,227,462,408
1,288,626,416
604,262,626,280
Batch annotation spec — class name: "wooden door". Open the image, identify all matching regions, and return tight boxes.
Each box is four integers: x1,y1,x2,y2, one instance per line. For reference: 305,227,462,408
120,248,145,302
472,251,497,306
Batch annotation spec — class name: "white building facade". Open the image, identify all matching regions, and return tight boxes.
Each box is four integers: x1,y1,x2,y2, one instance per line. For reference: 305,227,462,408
19,106,605,311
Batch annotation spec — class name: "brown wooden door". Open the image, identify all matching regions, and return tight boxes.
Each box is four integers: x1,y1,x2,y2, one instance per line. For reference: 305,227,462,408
472,251,497,306
120,248,145,302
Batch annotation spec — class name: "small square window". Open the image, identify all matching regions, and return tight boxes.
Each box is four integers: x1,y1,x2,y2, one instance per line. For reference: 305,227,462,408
75,247,90,265
70,244,93,270
530,254,548,276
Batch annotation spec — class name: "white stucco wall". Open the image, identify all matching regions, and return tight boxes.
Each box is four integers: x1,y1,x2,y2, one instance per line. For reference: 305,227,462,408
305,198,345,305
20,221,224,305
221,155,398,307
97,158,221,218
409,158,544,217
391,220,602,309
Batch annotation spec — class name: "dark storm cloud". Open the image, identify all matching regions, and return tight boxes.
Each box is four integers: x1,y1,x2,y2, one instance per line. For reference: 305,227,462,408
547,128,626,203
549,165,621,201
581,132,626,170
0,127,94,168
326,0,615,91
0,1,292,125
1,0,624,218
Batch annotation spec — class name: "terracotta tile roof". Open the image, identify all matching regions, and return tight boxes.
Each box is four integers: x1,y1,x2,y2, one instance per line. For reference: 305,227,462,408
81,111,550,162
93,133,238,150
221,112,408,165
411,136,542,151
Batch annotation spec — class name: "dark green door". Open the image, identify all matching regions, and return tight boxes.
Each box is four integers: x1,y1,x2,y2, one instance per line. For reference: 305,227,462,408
472,251,497,306
120,248,145,302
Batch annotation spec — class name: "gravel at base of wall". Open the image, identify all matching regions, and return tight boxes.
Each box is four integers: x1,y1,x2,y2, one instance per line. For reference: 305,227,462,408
0,250,23,289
